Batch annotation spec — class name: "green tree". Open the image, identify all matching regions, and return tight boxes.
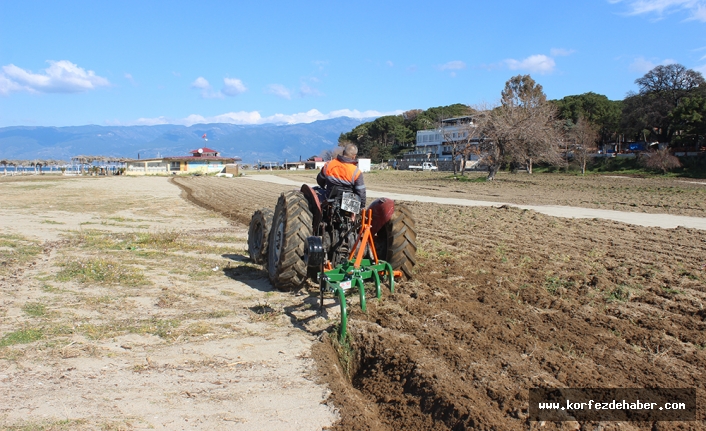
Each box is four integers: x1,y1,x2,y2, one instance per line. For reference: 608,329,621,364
621,64,704,144
669,94,706,149
553,92,622,145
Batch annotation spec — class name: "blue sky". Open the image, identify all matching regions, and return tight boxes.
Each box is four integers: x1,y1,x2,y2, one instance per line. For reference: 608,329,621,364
0,0,704,128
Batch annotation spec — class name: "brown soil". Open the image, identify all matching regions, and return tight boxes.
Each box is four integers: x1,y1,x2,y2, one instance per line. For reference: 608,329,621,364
277,170,706,217
173,175,706,430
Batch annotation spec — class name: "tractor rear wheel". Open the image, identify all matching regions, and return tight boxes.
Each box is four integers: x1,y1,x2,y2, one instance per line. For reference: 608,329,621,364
267,191,313,291
247,208,273,264
374,203,417,279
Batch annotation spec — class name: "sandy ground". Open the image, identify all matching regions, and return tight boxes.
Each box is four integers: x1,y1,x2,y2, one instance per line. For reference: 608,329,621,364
0,176,338,430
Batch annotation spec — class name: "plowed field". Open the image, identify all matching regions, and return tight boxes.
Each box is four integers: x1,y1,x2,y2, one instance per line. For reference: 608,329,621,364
172,175,706,430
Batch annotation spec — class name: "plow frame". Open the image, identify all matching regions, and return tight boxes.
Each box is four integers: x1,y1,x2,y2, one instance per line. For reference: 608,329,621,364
318,208,396,341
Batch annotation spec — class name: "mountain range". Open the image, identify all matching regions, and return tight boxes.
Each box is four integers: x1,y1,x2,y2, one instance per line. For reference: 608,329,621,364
0,117,366,163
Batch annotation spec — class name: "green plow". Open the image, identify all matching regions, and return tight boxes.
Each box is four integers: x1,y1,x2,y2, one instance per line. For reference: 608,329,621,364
319,258,395,342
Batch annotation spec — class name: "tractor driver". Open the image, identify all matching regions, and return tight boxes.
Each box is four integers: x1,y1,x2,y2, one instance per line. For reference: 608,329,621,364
316,143,367,207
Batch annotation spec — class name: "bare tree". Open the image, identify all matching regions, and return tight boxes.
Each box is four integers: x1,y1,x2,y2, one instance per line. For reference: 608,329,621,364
570,117,599,175
477,75,563,180
640,148,682,174
320,146,343,161
457,120,482,176
441,124,463,176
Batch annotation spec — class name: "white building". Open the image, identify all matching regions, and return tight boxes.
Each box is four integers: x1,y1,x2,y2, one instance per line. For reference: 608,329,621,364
402,117,481,168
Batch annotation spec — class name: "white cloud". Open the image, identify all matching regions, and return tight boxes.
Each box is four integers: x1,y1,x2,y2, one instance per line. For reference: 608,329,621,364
505,54,556,74
550,48,576,57
191,76,210,90
266,84,292,99
629,56,677,73
0,60,110,95
124,73,137,86
191,76,247,98
0,74,23,95
693,3,706,20
299,83,323,97
437,61,466,71
386,60,394,67
130,108,404,127
222,78,247,96
611,0,706,22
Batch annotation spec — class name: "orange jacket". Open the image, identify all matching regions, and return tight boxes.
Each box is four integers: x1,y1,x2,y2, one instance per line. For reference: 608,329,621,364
316,155,366,205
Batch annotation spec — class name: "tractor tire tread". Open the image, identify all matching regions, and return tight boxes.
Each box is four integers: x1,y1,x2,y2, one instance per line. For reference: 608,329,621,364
267,191,313,291
381,203,417,280
248,208,274,264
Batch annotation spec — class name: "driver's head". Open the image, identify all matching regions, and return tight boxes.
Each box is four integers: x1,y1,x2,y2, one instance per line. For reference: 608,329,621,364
343,143,358,159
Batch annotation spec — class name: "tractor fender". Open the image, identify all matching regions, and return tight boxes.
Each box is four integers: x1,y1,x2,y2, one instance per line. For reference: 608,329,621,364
300,184,323,229
368,198,395,235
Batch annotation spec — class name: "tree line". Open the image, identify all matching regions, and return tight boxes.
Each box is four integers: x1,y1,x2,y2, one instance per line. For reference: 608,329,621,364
339,64,706,177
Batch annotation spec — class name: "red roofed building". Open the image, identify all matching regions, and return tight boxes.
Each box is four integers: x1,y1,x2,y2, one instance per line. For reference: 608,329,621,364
189,147,220,157
125,148,241,175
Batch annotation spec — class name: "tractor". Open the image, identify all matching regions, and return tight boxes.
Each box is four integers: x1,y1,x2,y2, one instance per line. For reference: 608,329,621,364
247,184,417,339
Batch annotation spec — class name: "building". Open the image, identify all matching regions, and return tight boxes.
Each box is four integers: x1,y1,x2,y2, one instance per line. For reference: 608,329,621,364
399,116,481,170
125,147,241,175
305,156,326,170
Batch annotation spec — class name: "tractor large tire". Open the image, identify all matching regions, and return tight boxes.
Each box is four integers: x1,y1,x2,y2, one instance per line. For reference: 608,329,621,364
374,204,417,279
267,191,313,291
248,208,273,264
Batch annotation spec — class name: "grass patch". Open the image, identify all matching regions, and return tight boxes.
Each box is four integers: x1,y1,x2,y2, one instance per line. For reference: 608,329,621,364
661,287,683,295
0,233,43,274
78,318,181,340
2,419,88,430
544,275,573,294
331,330,355,380
69,229,240,255
40,219,65,225
0,328,44,347
451,175,487,183
107,216,139,223
607,284,631,302
56,258,147,286
22,302,47,317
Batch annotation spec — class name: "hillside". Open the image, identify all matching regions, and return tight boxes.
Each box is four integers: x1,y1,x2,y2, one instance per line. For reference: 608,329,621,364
0,117,365,163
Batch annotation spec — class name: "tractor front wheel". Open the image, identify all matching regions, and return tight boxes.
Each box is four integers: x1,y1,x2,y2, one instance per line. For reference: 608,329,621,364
248,208,273,264
374,203,417,279
267,191,313,291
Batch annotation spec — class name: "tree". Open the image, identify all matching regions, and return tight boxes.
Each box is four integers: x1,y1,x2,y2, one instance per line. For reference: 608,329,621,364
553,92,622,145
635,64,704,106
479,75,563,180
440,120,473,176
640,148,682,174
569,117,599,175
622,64,705,144
669,94,706,149
320,147,342,161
